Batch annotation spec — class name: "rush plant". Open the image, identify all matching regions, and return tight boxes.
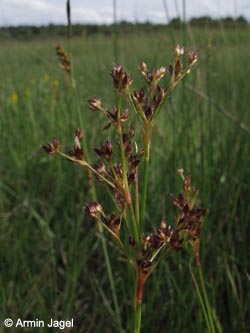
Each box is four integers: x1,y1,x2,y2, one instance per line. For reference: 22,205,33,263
43,46,219,333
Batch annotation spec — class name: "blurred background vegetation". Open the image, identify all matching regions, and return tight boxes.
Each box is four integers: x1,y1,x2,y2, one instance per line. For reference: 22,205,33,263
0,14,250,333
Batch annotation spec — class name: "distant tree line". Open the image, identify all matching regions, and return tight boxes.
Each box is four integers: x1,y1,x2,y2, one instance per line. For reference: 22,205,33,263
169,15,248,28
0,16,248,40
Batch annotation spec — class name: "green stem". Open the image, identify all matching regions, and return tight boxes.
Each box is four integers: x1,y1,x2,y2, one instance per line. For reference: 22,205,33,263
133,269,143,333
98,230,124,332
140,128,151,232
135,166,140,225
117,93,139,245
117,94,129,191
134,301,142,333
128,201,139,245
189,261,211,333
198,266,216,333
58,152,116,188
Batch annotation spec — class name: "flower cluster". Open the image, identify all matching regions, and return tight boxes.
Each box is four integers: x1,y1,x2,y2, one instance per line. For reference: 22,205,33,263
43,45,203,305
56,44,71,75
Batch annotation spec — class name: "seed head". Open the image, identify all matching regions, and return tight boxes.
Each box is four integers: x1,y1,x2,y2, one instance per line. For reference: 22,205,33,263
69,128,84,160
94,140,113,161
128,124,136,138
170,231,183,251
188,51,198,66
153,67,166,80
94,161,107,176
87,96,103,111
139,61,147,74
174,45,185,59
168,64,174,77
128,172,137,185
131,88,147,111
105,106,129,127
85,202,103,218
110,64,132,93
56,44,71,75
43,138,60,155
104,213,121,233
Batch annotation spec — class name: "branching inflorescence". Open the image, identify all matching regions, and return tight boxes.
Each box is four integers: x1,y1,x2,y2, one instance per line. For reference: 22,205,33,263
43,46,215,333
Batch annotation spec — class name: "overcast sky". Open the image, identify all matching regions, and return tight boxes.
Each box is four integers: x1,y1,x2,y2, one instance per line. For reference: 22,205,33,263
0,0,249,26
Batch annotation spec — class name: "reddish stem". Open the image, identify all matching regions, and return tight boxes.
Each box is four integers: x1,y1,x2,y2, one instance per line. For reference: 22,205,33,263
136,269,145,302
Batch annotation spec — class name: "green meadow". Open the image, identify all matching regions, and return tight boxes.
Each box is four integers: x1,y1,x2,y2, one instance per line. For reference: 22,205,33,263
0,26,250,332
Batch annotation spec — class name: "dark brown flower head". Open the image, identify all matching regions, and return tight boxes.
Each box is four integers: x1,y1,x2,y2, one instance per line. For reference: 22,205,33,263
178,207,208,242
106,106,118,123
131,88,147,112
153,67,166,81
139,62,155,84
87,96,103,111
152,85,167,109
103,213,121,233
137,259,152,274
168,64,174,77
56,44,71,75
43,138,60,155
188,51,198,66
106,106,129,124
156,222,173,244
128,124,136,138
172,170,208,245
94,140,113,161
113,163,123,177
85,202,103,218
69,128,84,160
129,154,140,169
111,188,127,209
121,109,129,122
128,172,137,185
144,233,163,251
171,193,187,210
133,85,166,119
175,59,183,78
94,161,107,176
144,105,154,120
145,71,153,83
110,64,132,93
170,231,183,252
75,128,83,141
122,134,132,155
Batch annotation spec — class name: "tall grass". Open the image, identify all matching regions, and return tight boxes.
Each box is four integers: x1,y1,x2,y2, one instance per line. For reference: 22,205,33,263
0,27,250,331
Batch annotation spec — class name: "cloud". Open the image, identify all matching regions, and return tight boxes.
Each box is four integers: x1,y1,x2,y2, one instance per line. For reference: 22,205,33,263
0,0,249,26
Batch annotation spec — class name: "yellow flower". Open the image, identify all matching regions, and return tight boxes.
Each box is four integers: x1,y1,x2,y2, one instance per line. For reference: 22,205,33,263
52,79,59,88
43,73,50,82
9,91,18,105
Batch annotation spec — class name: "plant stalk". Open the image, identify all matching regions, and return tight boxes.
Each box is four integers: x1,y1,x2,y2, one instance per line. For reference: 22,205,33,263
198,266,216,333
189,260,211,333
140,126,151,232
117,93,139,245
134,269,144,333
